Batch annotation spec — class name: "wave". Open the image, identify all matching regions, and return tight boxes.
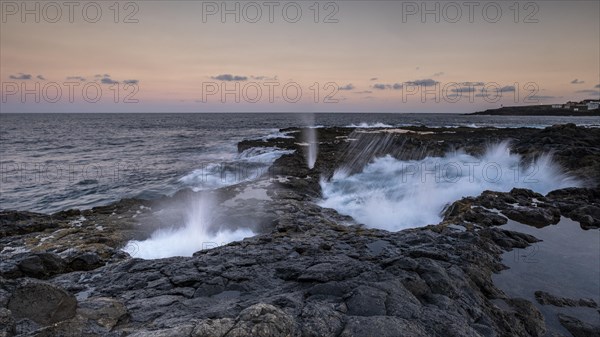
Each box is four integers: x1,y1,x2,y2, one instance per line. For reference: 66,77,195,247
347,122,393,128
258,129,296,140
320,142,580,231
178,147,294,190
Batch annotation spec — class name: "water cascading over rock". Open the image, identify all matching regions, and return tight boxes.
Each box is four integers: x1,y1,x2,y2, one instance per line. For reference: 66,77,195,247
321,133,580,231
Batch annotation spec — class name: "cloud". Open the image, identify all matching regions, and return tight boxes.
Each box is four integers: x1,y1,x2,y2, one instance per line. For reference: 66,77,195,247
433,72,445,77
372,83,403,90
36,75,46,80
101,77,119,84
530,95,558,100
460,82,485,87
250,75,277,81
212,74,248,81
339,84,355,91
471,85,516,96
500,86,516,92
9,73,32,80
571,79,585,84
370,77,378,81
406,79,438,87
67,76,86,82
451,87,476,93
575,90,600,95
123,80,139,85
449,84,507,95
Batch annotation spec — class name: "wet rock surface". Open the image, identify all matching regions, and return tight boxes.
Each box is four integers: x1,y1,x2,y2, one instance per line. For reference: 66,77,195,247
1,124,599,336
535,291,598,309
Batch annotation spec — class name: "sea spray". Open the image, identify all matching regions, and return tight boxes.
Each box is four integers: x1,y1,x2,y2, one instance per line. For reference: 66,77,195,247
304,127,318,169
301,114,319,169
320,142,580,231
123,194,254,259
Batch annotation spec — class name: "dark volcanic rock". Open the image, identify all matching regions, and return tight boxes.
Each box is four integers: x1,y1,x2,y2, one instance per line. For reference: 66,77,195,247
502,206,561,228
444,187,600,230
534,291,598,308
0,211,58,237
558,314,600,337
0,124,599,336
7,280,77,325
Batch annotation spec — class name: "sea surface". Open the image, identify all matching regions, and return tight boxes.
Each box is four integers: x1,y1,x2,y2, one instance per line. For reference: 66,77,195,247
1,113,599,213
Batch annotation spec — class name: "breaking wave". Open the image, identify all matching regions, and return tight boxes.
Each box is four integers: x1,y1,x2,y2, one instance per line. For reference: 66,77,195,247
320,142,580,231
347,122,393,128
178,147,294,190
124,195,254,259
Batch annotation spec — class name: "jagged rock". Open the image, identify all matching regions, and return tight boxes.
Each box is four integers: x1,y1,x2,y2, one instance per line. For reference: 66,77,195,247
192,318,235,337
1,125,599,337
345,285,387,316
535,291,597,308
507,298,546,337
299,302,344,337
226,303,296,337
0,211,58,238
568,205,600,229
558,314,600,337
339,316,429,337
128,325,195,337
77,297,128,329
7,280,77,325
0,308,15,337
16,253,65,278
502,206,561,228
68,252,102,271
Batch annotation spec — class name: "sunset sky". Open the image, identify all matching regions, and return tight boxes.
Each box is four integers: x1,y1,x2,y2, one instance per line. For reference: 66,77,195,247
1,0,599,113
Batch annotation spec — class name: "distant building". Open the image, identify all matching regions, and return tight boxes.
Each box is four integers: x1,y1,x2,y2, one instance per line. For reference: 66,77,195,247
555,100,599,111
586,101,600,110
548,100,599,111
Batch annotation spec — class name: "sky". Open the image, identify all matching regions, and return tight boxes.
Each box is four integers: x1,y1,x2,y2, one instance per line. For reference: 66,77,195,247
1,0,599,113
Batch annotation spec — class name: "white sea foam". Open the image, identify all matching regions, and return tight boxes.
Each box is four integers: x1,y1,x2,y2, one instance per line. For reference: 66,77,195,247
123,195,254,259
320,142,580,231
130,147,291,259
347,122,393,128
260,130,296,140
178,147,294,190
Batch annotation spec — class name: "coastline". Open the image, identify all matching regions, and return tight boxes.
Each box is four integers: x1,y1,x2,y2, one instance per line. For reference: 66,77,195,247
468,105,600,116
1,124,599,336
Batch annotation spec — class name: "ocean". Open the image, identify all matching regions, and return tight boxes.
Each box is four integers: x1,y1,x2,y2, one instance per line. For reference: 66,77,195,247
1,113,599,214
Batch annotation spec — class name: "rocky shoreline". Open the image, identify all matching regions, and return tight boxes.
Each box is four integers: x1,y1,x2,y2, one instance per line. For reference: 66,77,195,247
468,105,600,116
1,124,599,337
